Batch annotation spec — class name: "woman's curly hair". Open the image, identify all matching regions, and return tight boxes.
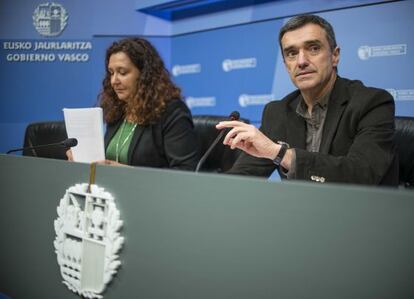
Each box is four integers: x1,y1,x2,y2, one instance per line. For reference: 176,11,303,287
99,37,182,125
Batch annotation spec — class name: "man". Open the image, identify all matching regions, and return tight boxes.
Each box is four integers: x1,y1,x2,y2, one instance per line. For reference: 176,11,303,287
216,14,398,185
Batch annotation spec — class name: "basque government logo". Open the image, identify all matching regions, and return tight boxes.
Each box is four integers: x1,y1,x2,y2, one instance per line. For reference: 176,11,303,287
239,94,274,107
33,2,68,37
185,96,216,108
172,63,201,77
358,44,407,60
222,58,257,72
54,183,124,298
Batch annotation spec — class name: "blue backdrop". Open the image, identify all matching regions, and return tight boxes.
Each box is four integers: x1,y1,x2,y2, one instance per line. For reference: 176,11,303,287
172,0,414,126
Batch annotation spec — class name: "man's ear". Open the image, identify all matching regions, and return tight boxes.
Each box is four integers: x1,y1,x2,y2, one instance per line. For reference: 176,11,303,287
332,47,340,67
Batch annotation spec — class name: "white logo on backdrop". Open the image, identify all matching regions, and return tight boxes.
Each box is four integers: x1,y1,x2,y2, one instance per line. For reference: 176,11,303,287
33,2,68,37
54,183,124,298
386,88,414,101
185,96,216,108
358,44,407,60
357,46,370,60
238,94,274,107
172,64,201,77
222,58,257,72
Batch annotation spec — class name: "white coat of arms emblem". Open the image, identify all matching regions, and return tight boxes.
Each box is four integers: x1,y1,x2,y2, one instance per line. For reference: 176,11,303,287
33,2,68,37
54,183,124,298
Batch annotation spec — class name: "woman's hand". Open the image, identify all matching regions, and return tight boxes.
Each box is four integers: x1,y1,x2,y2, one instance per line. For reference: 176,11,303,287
66,152,130,168
66,149,74,161
95,159,130,167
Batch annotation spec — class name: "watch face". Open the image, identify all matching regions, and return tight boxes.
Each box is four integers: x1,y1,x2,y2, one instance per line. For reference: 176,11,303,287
277,141,290,148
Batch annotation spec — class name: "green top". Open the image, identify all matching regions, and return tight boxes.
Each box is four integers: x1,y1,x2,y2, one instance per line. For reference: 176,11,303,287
106,120,137,164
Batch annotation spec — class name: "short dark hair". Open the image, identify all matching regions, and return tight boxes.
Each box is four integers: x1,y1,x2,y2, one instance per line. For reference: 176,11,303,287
279,14,337,54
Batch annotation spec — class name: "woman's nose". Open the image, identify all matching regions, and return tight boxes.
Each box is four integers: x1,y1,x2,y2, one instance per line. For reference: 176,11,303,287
111,73,120,85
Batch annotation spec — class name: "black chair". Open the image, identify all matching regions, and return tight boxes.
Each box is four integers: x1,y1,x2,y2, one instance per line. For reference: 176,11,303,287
21,116,249,172
394,116,414,188
193,115,249,173
22,121,67,159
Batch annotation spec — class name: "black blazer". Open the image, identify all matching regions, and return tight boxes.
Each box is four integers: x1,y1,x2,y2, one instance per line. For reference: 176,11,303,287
229,77,399,186
104,99,199,171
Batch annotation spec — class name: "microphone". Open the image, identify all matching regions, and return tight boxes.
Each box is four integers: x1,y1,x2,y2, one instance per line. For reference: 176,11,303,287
195,111,240,173
6,138,78,155
62,138,78,148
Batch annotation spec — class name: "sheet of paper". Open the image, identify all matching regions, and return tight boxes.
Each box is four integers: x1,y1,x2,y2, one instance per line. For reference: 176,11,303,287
63,107,105,163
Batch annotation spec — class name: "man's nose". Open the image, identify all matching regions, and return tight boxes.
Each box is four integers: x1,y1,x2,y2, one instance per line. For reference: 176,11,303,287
297,50,309,68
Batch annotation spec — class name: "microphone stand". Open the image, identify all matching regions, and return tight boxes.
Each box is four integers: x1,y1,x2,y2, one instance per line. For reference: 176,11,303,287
195,111,240,173
6,139,78,155
195,130,226,173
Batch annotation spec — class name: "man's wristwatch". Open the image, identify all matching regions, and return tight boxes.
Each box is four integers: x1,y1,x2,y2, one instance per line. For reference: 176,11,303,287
273,141,290,166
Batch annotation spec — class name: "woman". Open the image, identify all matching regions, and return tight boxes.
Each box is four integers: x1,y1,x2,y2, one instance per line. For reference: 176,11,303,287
70,37,199,170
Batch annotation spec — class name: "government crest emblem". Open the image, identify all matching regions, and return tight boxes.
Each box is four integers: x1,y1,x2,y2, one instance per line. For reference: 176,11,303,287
33,2,68,37
54,183,124,298
358,45,371,60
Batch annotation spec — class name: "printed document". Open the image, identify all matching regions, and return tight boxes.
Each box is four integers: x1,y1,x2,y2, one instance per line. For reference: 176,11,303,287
63,107,105,163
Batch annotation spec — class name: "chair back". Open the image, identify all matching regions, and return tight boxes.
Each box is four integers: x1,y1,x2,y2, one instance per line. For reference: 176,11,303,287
23,121,67,159
394,116,414,188
22,116,251,170
193,115,249,173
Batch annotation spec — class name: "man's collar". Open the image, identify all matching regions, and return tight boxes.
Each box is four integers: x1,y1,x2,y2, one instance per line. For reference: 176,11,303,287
296,76,337,116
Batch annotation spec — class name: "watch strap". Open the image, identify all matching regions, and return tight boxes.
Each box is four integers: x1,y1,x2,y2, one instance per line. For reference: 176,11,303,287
273,142,289,166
